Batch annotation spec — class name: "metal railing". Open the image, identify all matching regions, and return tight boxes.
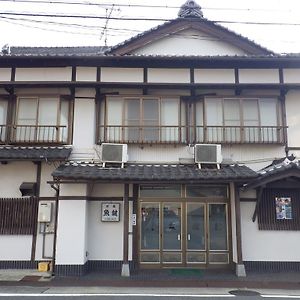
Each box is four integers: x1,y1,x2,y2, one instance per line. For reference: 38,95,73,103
98,125,286,144
8,125,68,144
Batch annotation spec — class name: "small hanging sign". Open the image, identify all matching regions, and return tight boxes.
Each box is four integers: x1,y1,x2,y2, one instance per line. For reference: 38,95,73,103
101,203,120,222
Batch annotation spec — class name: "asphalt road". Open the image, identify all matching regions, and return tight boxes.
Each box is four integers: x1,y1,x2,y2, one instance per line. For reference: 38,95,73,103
0,286,300,299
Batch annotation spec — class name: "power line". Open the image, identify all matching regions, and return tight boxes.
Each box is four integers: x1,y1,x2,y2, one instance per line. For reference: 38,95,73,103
0,0,297,14
1,11,300,26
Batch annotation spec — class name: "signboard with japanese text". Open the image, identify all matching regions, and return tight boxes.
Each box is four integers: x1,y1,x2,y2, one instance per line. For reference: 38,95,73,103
101,203,120,222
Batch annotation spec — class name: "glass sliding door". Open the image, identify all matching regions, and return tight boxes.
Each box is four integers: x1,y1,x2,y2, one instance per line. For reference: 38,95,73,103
186,203,206,264
140,203,160,264
208,204,229,264
162,203,182,264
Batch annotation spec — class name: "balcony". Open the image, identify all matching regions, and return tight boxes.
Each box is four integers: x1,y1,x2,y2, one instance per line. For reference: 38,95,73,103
98,125,286,145
0,125,68,144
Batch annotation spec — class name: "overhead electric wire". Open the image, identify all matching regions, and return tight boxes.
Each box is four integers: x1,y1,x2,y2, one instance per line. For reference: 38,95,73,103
0,0,296,14
0,11,300,26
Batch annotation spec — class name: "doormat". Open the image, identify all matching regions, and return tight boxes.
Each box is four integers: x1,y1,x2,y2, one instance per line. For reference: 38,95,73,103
170,269,204,277
20,275,41,282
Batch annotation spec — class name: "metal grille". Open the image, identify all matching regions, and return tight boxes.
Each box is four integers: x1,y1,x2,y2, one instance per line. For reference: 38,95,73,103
0,197,39,235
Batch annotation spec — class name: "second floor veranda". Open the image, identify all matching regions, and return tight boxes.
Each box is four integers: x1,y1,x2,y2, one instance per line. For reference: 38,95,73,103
98,125,286,145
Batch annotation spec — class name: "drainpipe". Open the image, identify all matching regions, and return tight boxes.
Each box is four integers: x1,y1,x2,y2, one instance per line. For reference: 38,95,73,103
50,181,60,276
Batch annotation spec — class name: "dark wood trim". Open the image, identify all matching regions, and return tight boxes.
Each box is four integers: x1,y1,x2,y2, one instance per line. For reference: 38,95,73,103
252,187,264,222
97,67,101,82
71,66,76,82
234,184,243,264
279,89,288,151
31,162,41,261
10,67,16,82
279,68,284,84
123,184,129,265
240,198,256,202
57,196,134,201
1,81,299,90
143,68,148,95
190,68,194,84
132,184,139,269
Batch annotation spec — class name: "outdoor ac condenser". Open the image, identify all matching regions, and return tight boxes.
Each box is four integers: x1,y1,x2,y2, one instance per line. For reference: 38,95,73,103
101,143,128,164
194,144,222,164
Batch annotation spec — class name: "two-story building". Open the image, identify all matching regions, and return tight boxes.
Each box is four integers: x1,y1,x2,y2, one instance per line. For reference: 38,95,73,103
1,0,300,277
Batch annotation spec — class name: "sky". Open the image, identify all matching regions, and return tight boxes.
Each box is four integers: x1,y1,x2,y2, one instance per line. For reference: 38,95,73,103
0,0,300,54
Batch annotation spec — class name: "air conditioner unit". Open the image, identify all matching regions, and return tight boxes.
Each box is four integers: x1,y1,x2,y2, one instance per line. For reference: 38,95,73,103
194,144,222,164
101,143,128,165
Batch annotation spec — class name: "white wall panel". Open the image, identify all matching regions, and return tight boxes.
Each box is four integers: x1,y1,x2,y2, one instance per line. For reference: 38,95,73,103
92,184,125,197
239,69,279,83
76,67,97,82
128,144,284,171
0,68,11,81
148,68,190,83
87,201,124,260
60,183,86,197
194,69,235,83
0,236,32,260
0,162,36,198
241,202,300,261
56,200,88,264
286,91,300,148
132,29,247,56
40,163,56,197
15,68,72,81
72,98,96,160
101,68,143,82
283,69,300,83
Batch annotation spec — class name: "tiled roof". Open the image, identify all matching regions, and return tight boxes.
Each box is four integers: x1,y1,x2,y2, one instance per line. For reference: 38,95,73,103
106,18,274,55
52,162,257,182
0,146,72,161
2,46,108,57
244,157,300,189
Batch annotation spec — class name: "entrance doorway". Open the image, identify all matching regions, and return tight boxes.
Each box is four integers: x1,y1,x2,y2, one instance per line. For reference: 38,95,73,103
139,201,230,268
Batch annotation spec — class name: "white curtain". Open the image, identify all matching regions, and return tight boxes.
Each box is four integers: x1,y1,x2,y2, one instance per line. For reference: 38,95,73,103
161,98,179,142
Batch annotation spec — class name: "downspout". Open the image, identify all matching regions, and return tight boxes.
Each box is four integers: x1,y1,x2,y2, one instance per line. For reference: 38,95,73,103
50,180,60,276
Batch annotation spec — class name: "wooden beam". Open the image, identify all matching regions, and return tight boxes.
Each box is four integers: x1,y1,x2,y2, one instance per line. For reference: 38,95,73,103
252,187,264,222
234,184,243,264
132,184,139,270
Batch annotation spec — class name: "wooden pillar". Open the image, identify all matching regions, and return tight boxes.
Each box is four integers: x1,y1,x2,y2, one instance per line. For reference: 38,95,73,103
121,183,130,277
132,184,139,270
234,184,246,277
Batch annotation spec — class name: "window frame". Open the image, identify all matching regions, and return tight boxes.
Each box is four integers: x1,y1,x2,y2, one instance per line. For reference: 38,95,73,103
103,95,182,143
13,95,72,144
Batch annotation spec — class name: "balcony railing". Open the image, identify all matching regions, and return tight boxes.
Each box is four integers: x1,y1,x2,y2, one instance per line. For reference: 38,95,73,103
4,125,68,144
98,125,286,144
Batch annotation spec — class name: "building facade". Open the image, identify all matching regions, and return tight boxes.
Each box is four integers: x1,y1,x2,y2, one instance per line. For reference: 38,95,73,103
1,1,300,277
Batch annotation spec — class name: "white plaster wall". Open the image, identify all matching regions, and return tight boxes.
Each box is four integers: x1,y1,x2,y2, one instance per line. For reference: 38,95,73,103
0,236,32,260
15,68,72,81
71,98,96,160
0,68,11,81
132,29,247,56
0,162,36,198
240,189,256,199
194,69,235,84
101,68,143,82
283,69,300,83
56,200,88,265
87,201,123,260
91,183,129,197
60,184,87,197
285,90,300,148
241,202,300,261
128,144,284,171
40,163,57,197
76,67,97,82
239,69,279,84
148,68,190,83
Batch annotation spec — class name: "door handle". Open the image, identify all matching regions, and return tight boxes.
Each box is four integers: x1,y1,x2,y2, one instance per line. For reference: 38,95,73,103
177,234,181,241
187,234,191,241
